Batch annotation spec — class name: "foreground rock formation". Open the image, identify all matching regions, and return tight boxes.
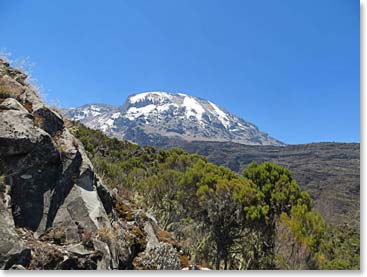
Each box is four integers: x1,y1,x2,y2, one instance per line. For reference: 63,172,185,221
0,59,182,270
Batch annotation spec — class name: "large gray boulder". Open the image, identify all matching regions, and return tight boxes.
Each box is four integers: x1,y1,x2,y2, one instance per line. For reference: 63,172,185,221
0,98,110,235
0,59,113,267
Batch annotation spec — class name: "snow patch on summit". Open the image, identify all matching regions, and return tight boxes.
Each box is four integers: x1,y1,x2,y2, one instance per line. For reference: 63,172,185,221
111,112,121,119
183,96,205,120
129,91,172,104
125,104,157,120
209,101,230,129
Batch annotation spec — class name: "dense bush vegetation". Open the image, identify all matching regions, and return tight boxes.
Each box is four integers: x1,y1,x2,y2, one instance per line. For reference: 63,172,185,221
169,140,360,229
72,123,359,270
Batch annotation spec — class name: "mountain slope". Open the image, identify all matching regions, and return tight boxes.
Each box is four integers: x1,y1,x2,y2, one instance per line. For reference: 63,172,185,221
64,92,283,146
64,92,360,228
159,140,360,228
72,123,359,270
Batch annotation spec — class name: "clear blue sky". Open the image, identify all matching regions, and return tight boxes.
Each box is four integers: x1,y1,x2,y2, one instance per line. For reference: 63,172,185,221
0,0,359,144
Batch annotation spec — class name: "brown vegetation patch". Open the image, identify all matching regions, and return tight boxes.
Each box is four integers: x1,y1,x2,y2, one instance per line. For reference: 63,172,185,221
115,201,134,221
179,254,190,268
33,113,44,128
22,101,33,113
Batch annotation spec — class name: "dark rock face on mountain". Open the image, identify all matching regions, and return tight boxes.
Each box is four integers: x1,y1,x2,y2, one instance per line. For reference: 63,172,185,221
64,92,283,146
161,140,360,228
0,59,182,270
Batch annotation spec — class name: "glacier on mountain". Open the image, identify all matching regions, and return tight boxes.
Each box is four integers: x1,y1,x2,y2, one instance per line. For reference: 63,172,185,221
63,91,284,146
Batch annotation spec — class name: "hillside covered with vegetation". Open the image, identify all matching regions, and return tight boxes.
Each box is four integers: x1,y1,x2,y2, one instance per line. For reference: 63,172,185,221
70,123,359,270
156,140,360,229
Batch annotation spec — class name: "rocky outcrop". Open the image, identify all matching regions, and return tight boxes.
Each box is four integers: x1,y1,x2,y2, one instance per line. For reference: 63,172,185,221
133,221,181,270
0,58,182,270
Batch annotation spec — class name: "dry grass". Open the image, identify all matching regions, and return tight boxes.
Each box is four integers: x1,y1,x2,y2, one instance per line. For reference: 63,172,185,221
22,101,33,113
97,227,116,243
115,201,134,221
157,230,179,247
33,113,44,128
179,254,190,268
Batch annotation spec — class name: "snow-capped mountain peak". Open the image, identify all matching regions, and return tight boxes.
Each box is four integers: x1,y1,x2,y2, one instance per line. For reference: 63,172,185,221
128,91,173,105
123,92,234,128
64,91,283,146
